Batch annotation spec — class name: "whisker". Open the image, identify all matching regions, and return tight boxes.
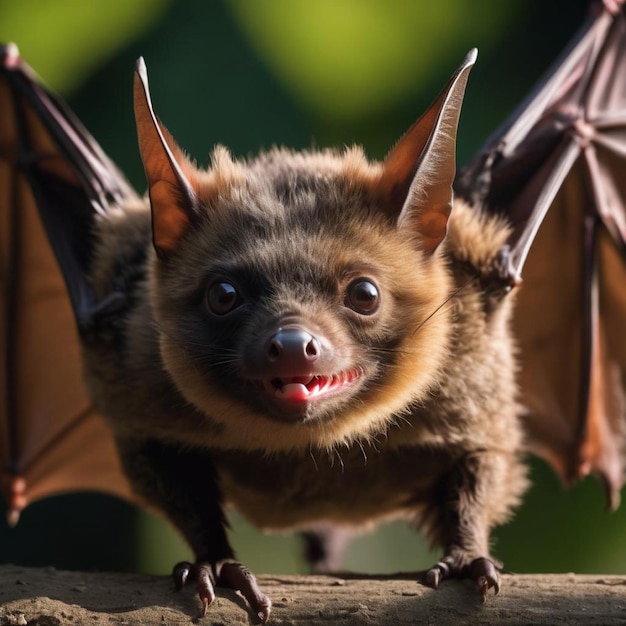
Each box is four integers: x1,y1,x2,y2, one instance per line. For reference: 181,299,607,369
412,272,478,338
345,273,479,362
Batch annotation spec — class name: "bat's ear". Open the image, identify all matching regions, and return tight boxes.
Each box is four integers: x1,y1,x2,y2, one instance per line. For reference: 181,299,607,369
133,58,198,258
380,49,477,256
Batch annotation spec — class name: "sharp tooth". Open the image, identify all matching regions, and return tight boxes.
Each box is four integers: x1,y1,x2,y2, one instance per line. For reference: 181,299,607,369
293,375,313,385
266,370,360,401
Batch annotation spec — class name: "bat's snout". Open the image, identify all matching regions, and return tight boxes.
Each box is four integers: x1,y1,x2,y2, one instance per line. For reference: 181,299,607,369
265,327,321,368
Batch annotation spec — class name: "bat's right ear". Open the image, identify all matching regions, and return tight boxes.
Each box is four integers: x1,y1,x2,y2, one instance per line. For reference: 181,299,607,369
133,58,198,259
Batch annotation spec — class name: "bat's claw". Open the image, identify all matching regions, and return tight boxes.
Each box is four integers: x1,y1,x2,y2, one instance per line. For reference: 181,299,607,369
172,558,271,623
173,560,192,589
425,567,440,589
469,557,500,602
173,561,216,615
425,554,501,602
424,556,453,589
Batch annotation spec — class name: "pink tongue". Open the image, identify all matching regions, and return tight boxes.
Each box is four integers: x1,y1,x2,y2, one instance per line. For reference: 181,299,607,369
279,383,309,402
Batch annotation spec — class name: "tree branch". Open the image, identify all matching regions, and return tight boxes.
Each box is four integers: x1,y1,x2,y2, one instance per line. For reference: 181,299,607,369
0,566,625,625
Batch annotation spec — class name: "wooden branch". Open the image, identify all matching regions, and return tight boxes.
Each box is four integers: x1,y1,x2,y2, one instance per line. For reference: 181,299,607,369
1,566,625,625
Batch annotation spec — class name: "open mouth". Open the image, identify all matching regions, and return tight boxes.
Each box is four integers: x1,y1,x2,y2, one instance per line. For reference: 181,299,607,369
263,369,362,403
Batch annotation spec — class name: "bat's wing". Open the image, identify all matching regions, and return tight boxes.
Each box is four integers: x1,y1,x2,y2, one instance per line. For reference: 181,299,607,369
0,43,135,525
456,1,626,509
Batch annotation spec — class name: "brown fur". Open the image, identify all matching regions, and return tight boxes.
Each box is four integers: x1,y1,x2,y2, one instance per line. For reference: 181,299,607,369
84,147,526,560
152,147,452,452
81,53,527,616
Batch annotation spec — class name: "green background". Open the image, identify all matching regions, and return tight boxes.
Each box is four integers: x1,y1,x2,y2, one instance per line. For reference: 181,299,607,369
3,0,626,580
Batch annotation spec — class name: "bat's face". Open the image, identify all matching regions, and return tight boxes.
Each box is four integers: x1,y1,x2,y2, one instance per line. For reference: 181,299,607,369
133,53,475,450
149,149,452,451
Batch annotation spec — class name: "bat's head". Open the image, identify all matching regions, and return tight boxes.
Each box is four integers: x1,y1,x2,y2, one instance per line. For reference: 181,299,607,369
133,52,476,452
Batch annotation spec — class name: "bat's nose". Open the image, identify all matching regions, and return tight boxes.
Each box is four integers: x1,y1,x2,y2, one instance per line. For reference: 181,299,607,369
265,327,321,367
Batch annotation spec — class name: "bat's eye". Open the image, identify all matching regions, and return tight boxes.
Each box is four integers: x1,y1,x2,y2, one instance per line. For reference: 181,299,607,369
206,281,240,315
346,279,379,315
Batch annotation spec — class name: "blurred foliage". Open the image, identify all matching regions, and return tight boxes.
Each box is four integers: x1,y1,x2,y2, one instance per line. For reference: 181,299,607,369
0,0,169,94
227,0,520,120
496,460,626,574
2,0,625,585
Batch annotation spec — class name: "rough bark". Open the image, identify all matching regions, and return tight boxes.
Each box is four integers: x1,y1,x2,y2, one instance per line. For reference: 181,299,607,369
1,566,625,625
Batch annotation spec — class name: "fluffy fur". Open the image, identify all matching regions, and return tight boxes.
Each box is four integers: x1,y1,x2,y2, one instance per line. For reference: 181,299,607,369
85,144,526,552
81,56,528,618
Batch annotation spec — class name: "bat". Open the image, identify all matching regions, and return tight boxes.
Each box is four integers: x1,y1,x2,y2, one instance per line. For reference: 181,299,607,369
0,0,624,621
96,47,529,620
3,41,529,620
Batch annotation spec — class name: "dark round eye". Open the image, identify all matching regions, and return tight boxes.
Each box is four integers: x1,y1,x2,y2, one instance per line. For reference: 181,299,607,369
206,281,239,315
346,279,379,315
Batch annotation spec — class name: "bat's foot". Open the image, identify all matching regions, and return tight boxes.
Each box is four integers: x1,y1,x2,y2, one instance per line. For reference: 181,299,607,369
424,554,500,602
173,559,272,623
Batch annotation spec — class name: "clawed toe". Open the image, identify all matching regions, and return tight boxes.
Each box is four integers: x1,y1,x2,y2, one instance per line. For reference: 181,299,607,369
425,567,440,589
172,561,216,615
425,558,453,589
218,560,272,623
425,554,501,602
469,557,500,602
173,561,193,590
172,559,271,623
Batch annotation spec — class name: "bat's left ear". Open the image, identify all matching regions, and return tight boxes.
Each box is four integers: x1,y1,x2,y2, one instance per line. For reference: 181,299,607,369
380,49,477,256
133,58,198,259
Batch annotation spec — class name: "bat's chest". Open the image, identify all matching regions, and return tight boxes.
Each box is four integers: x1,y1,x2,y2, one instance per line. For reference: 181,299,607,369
215,444,452,530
